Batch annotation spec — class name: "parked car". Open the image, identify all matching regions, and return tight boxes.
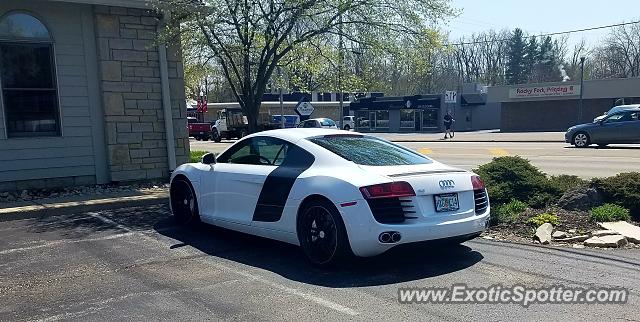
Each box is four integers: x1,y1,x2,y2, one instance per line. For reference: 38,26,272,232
342,116,355,130
271,115,300,128
187,117,212,141
170,129,489,266
566,107,640,147
297,118,338,129
593,104,640,122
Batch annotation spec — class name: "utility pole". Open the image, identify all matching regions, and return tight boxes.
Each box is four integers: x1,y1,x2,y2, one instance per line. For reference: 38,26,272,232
579,57,585,123
338,11,344,124
278,65,284,129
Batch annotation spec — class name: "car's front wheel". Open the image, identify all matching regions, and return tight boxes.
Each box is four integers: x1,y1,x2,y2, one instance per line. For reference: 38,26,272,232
573,132,590,148
170,177,200,225
343,124,350,131
297,198,352,266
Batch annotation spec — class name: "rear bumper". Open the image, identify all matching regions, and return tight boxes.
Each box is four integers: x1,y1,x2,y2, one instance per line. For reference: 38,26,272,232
338,200,490,257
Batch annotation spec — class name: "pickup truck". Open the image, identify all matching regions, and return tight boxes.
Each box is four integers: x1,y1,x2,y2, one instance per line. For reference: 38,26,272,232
211,108,277,142
187,117,212,141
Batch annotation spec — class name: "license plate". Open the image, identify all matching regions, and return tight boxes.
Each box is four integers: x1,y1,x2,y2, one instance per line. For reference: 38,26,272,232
434,193,459,212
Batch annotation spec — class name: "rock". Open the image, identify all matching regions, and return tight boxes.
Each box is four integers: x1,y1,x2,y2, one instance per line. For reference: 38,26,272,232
534,223,554,244
584,235,627,248
552,231,567,239
572,244,585,249
568,229,577,234
557,186,603,211
591,230,618,237
598,221,640,244
482,236,494,240
554,235,590,242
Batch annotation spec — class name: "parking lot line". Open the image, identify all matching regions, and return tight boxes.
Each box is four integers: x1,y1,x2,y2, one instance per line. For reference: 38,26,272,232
488,148,509,157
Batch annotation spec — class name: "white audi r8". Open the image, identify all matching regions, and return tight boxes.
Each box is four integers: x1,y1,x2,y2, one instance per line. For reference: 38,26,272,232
170,129,490,266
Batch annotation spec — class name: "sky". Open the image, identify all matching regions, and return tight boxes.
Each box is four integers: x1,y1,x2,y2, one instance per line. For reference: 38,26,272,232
444,0,640,49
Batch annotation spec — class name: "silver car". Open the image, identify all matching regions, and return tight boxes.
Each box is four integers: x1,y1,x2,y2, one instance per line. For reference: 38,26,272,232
566,107,640,147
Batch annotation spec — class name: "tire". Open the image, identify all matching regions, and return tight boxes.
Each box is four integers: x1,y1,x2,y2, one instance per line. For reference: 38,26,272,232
297,198,352,267
212,130,222,143
170,177,200,226
343,125,350,131
195,137,201,141
573,132,590,148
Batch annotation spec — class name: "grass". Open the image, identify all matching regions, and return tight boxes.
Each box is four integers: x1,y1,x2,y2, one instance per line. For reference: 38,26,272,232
190,150,209,163
590,204,631,222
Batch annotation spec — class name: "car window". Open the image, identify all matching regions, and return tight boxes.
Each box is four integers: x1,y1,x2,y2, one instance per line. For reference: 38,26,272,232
320,119,336,126
307,135,432,166
303,120,317,128
604,113,631,123
217,137,289,166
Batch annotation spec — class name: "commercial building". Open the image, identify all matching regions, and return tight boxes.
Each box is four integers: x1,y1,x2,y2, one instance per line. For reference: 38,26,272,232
0,0,189,191
489,77,640,131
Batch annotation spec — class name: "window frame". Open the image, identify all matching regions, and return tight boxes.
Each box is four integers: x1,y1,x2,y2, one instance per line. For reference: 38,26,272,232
0,11,62,139
217,136,292,166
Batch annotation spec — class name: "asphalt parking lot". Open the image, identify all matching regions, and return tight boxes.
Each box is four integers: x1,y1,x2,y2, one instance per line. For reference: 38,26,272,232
190,138,640,178
1,204,639,321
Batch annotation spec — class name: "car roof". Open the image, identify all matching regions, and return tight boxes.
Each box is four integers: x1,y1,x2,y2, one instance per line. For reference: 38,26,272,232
611,104,640,110
248,128,354,141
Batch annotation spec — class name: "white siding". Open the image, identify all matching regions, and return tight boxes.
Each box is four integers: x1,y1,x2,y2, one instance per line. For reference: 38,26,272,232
0,1,97,183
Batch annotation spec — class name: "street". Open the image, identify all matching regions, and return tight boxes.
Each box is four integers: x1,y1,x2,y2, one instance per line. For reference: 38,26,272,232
1,205,638,321
190,138,640,178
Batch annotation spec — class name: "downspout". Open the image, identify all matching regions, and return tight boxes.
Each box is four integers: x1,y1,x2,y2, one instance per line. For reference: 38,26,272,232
158,12,177,171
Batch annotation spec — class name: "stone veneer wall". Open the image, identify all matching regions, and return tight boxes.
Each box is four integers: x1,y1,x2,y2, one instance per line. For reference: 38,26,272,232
94,5,189,182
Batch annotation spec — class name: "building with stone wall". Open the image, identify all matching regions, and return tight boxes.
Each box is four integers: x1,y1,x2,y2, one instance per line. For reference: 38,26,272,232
0,0,189,191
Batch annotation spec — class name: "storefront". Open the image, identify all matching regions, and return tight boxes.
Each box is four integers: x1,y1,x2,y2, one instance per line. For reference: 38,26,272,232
349,95,443,132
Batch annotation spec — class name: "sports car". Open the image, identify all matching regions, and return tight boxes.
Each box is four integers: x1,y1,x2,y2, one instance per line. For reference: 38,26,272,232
170,129,490,266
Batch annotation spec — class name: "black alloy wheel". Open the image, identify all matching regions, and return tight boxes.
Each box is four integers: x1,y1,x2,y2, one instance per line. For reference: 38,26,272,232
170,178,199,225
297,199,351,266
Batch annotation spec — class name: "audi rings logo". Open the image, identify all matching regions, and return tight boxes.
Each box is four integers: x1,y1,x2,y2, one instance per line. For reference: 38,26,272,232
439,180,455,189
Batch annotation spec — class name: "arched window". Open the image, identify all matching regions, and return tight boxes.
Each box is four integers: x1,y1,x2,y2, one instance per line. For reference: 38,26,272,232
0,12,60,137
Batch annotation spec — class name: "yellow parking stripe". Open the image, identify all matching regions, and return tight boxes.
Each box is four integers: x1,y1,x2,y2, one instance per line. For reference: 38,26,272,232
489,148,509,157
418,148,433,155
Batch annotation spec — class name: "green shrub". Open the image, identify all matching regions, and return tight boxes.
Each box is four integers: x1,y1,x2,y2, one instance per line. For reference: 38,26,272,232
492,200,528,225
590,204,631,222
549,175,588,194
189,150,209,163
591,172,640,220
527,213,559,226
474,156,556,208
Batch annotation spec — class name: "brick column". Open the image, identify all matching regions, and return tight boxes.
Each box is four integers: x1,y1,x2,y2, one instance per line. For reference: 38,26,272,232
94,5,189,182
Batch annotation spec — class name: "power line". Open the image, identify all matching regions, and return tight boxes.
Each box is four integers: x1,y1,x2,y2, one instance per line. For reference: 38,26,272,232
446,20,640,46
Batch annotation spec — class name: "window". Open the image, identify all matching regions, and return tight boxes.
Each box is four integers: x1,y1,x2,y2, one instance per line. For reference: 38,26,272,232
604,113,630,123
307,134,432,166
319,119,335,127
217,137,289,166
0,12,59,138
303,120,318,128
375,110,389,129
400,109,415,129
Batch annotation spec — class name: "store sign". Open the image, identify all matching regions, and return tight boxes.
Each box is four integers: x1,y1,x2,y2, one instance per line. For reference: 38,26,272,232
509,85,581,98
295,101,314,116
444,91,457,103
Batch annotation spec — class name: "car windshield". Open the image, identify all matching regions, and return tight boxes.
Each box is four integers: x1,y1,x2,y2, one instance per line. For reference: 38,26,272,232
320,119,335,126
307,135,432,166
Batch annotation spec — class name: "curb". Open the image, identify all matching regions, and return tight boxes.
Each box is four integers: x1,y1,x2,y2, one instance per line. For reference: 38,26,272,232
0,193,168,222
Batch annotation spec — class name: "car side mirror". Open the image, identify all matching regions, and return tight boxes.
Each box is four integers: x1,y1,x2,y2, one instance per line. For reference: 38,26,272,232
202,153,216,165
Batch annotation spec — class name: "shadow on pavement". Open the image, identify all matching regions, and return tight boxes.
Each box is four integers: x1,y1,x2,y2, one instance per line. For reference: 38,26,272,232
565,145,640,150
154,216,484,288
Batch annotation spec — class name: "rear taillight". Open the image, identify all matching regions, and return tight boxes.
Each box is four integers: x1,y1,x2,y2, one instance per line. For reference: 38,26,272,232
471,175,485,190
360,182,415,199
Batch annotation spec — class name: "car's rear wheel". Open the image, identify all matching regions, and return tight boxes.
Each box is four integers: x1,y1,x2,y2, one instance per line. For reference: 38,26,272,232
170,177,200,225
297,199,351,266
573,132,590,148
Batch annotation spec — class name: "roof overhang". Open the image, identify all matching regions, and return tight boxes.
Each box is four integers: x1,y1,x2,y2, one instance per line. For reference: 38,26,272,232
46,0,150,9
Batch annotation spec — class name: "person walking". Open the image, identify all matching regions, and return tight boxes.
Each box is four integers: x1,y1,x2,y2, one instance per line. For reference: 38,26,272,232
443,111,454,139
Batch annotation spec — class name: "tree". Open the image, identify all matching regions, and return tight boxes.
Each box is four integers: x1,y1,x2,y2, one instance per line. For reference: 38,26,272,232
506,28,526,84
523,36,537,82
157,0,453,132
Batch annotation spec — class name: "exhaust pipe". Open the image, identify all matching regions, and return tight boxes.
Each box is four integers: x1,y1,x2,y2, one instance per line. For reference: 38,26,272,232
379,232,391,243
391,232,402,243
